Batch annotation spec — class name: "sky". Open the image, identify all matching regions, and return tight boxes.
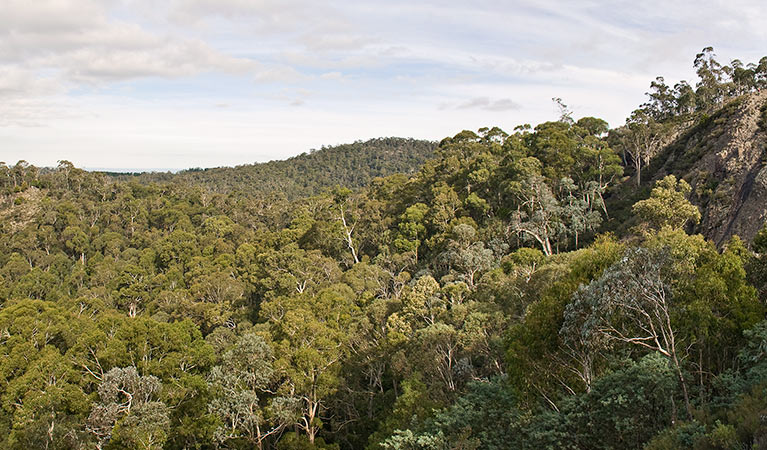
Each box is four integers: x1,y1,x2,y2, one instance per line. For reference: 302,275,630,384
1,0,766,171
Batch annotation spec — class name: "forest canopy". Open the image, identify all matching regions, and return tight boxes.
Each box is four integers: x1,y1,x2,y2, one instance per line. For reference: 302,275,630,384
0,48,766,449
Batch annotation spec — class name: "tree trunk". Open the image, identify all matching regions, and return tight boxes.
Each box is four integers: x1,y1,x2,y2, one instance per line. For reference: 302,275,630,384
543,237,553,256
339,208,359,264
671,352,692,419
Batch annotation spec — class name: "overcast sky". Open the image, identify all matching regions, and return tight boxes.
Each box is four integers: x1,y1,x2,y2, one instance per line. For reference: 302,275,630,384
1,0,765,170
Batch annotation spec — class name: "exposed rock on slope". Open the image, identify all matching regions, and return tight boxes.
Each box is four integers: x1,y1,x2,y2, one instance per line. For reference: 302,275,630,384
652,91,767,245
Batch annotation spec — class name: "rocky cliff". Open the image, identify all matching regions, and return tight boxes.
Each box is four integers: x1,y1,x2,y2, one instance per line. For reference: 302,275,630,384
651,91,767,245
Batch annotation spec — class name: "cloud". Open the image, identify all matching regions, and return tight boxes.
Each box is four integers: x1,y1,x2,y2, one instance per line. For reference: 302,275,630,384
164,0,353,47
62,40,260,83
320,72,344,80
299,33,377,52
0,0,312,127
0,67,62,99
0,0,314,127
0,67,70,127
0,0,294,86
0,0,107,33
166,0,331,27
456,97,521,112
0,99,69,127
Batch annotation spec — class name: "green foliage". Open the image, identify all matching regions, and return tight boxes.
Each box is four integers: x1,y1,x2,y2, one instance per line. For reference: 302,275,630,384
368,374,442,449
632,175,701,230
90,367,170,449
644,422,706,450
758,102,767,132
753,222,767,253
506,235,624,404
383,355,677,450
381,378,520,450
553,353,678,450
278,432,340,449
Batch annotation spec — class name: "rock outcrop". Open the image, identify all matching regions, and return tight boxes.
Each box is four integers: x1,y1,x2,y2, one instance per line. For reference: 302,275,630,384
653,91,767,245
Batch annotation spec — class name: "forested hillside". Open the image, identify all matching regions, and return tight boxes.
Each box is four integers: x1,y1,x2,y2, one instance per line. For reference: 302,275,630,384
117,138,436,200
0,49,766,449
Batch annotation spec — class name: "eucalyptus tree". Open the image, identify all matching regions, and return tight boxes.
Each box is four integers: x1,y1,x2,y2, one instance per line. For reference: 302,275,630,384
562,247,692,418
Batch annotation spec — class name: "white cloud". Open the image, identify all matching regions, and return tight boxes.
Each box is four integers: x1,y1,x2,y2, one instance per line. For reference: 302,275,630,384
0,67,62,99
454,97,521,112
299,33,377,52
62,39,258,83
320,72,344,80
0,98,72,127
0,0,288,86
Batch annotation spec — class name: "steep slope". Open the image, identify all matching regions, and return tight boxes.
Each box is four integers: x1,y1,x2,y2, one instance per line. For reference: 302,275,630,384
647,91,767,244
115,137,436,199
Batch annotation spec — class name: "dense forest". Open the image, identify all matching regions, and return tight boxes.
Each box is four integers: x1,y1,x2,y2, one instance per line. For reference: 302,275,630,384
1,48,767,449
